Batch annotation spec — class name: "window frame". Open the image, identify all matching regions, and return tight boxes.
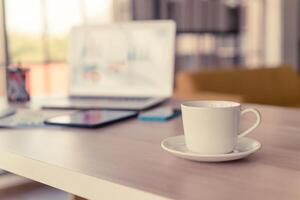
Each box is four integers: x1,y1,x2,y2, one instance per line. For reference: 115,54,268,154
0,0,9,67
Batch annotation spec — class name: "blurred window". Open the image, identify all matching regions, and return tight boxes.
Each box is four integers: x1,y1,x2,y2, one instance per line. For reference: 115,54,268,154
4,0,123,95
5,0,115,63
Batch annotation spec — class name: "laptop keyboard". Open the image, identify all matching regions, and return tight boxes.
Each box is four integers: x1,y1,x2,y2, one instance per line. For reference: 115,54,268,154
41,96,162,110
72,96,150,102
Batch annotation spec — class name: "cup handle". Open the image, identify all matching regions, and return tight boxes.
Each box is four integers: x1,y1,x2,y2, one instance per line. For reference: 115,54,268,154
239,108,261,138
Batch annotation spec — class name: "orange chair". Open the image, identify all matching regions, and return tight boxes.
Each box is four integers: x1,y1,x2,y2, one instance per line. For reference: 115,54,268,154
175,66,300,107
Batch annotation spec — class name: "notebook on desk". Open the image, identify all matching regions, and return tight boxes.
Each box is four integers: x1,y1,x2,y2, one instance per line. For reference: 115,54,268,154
42,20,176,111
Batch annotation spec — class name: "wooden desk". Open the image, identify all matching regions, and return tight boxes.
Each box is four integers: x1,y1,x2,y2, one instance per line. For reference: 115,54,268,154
0,101,299,200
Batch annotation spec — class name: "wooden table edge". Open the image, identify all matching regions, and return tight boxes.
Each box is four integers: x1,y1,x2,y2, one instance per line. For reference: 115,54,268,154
0,149,171,200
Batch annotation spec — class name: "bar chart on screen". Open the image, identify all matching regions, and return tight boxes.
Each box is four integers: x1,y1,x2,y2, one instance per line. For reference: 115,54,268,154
70,26,172,90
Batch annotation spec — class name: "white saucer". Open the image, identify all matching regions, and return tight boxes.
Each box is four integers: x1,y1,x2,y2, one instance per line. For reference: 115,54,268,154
161,135,261,162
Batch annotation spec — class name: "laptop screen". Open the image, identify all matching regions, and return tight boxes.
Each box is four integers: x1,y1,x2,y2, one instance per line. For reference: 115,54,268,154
68,20,176,97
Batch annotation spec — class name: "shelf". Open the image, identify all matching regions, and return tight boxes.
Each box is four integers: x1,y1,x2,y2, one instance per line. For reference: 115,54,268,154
176,29,240,35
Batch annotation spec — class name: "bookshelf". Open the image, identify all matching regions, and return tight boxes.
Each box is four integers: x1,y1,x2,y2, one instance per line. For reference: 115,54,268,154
132,0,242,69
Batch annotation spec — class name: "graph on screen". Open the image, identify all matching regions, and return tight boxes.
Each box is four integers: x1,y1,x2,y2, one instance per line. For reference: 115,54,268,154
69,22,175,96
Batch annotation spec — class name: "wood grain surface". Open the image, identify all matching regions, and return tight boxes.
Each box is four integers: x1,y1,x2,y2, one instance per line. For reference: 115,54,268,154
0,100,299,200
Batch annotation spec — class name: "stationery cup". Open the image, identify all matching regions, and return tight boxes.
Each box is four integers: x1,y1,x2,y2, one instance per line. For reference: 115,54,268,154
181,101,261,154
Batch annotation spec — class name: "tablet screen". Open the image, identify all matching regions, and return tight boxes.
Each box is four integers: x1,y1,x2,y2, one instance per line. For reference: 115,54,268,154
45,110,137,128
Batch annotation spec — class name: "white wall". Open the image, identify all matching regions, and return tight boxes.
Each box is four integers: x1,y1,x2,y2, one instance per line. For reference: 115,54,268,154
242,0,265,67
264,0,299,70
264,0,282,67
243,0,299,71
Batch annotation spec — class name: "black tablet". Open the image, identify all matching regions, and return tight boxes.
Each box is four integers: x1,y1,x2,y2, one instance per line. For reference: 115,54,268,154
44,110,138,128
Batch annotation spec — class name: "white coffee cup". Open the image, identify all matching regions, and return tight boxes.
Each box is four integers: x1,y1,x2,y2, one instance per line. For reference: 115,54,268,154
181,101,261,154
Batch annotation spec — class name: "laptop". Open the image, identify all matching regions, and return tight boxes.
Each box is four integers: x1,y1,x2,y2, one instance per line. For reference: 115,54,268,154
42,20,176,111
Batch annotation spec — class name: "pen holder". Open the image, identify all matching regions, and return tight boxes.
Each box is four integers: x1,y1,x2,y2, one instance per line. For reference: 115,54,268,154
7,67,30,102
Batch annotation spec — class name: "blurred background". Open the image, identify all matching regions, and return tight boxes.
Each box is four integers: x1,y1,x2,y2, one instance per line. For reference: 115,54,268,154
0,0,300,199
1,0,299,96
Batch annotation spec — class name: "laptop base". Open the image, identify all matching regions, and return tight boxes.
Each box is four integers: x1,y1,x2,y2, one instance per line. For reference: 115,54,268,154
42,97,168,111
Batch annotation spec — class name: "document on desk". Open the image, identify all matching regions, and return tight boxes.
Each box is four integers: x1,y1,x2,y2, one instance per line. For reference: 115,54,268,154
0,110,50,128
0,108,16,119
